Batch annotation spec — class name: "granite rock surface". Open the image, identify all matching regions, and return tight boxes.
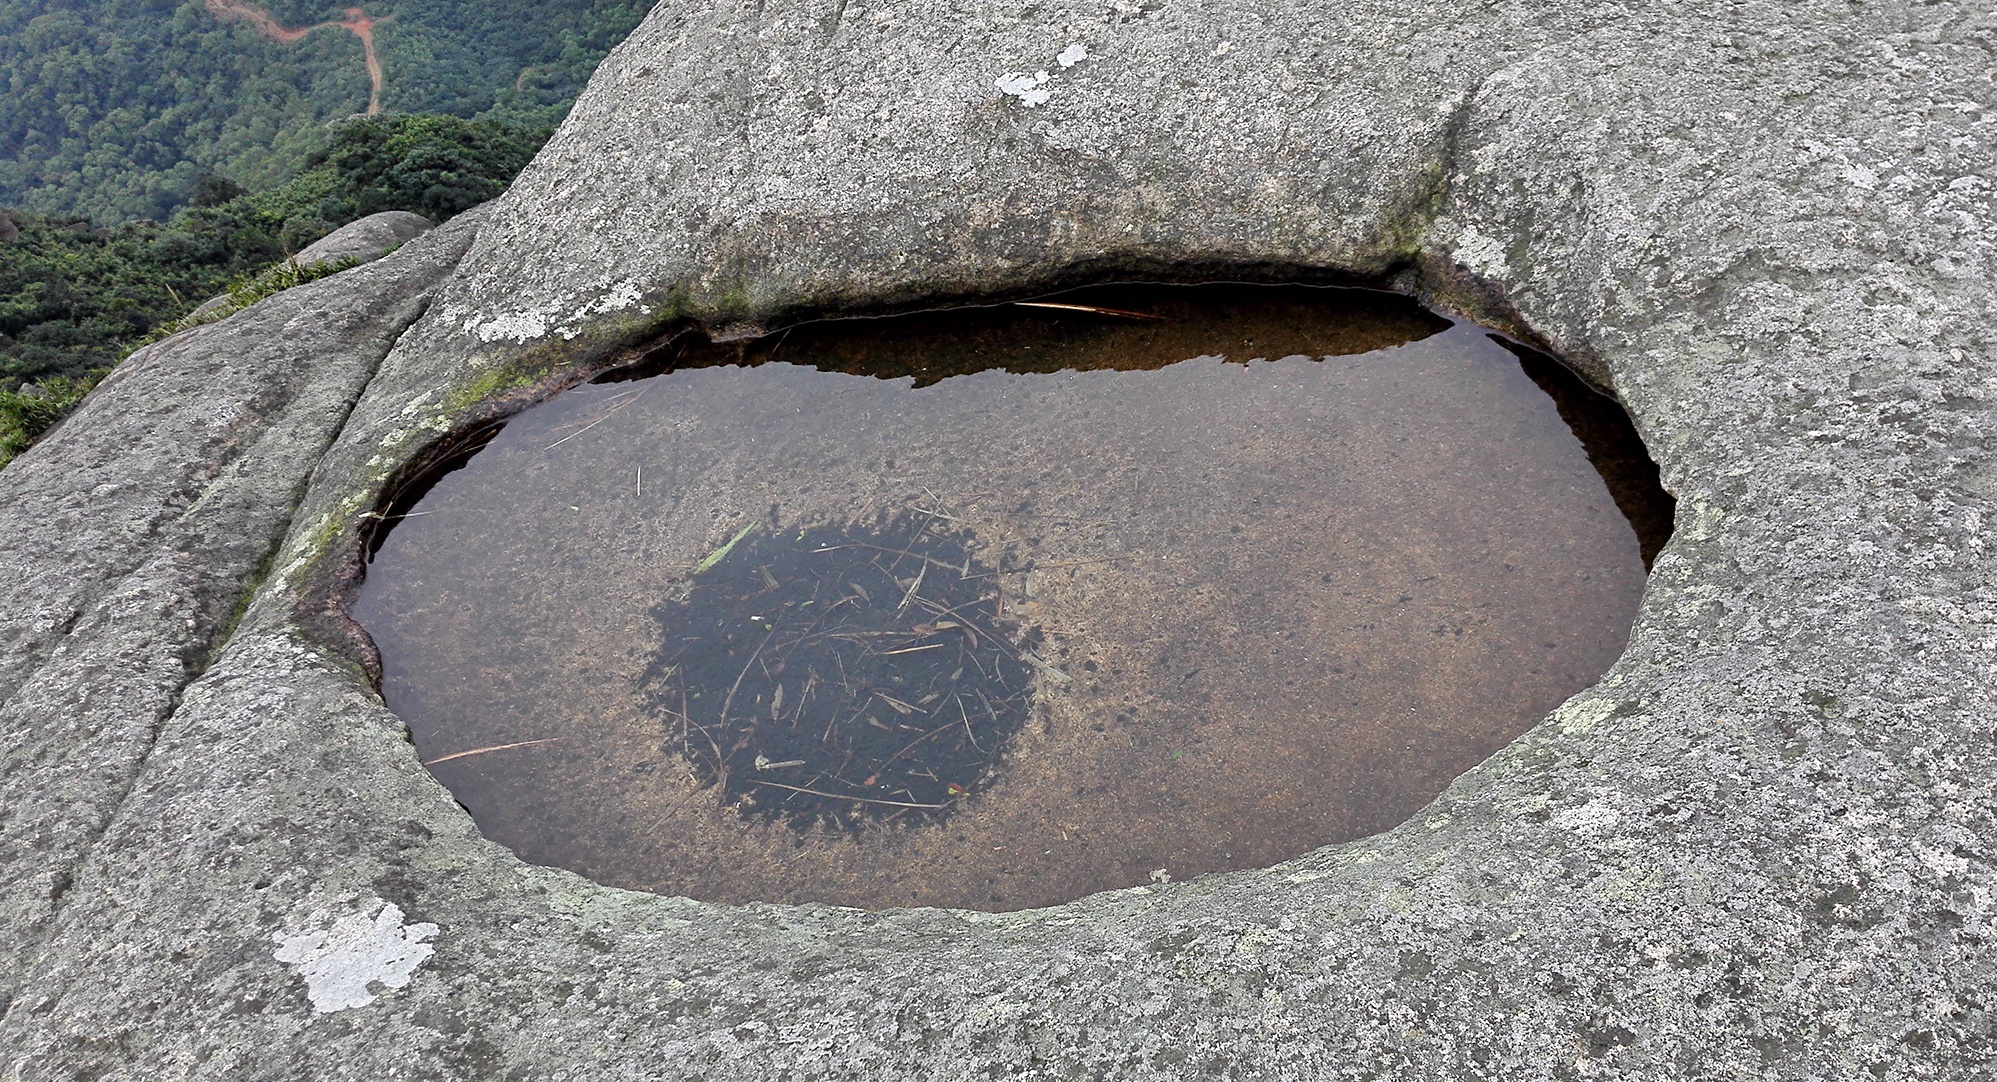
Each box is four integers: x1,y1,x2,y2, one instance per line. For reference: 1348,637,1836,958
187,212,436,321
292,212,435,270
1,0,1992,1078
0,211,484,1006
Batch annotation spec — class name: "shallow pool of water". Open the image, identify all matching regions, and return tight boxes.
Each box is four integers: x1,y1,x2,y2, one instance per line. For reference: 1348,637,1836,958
353,282,1670,911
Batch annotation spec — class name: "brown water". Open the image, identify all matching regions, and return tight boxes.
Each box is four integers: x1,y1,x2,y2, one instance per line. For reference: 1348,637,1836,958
353,283,1669,912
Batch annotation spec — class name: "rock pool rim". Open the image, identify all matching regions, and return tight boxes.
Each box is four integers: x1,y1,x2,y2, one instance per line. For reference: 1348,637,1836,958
342,276,1672,689
344,277,1673,911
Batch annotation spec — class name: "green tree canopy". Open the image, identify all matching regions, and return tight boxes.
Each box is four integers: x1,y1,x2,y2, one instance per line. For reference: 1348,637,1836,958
2,112,551,388
0,0,647,222
322,113,549,222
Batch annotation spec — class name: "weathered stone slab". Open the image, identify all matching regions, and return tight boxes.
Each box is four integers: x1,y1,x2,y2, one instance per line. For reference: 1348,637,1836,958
292,211,434,270
187,212,436,321
2,0,1992,1078
0,212,482,1008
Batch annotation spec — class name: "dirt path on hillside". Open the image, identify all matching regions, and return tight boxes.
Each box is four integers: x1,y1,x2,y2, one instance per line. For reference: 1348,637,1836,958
204,0,387,115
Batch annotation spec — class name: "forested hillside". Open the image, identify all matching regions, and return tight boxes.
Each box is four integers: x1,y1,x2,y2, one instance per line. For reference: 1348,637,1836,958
0,0,650,222
2,112,545,383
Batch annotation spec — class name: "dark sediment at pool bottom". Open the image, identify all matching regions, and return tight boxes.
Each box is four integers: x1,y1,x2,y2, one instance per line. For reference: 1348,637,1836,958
352,283,1670,911
641,512,1037,829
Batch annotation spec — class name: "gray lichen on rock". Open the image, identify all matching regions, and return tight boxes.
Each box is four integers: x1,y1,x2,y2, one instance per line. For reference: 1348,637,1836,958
0,0,1992,1078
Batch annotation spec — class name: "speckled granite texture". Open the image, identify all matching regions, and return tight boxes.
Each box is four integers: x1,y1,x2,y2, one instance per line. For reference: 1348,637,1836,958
1,0,1992,1077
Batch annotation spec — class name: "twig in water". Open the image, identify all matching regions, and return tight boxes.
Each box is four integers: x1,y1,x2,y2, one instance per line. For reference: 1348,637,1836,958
743,779,949,809
888,517,933,574
660,697,727,772
873,691,918,714
1012,301,1166,320
717,627,778,729
543,388,647,451
896,565,925,612
876,643,946,656
882,720,958,766
957,694,984,753
810,543,974,576
423,738,561,766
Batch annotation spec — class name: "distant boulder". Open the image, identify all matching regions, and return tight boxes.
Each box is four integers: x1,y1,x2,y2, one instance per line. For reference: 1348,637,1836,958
292,210,433,269
188,211,434,319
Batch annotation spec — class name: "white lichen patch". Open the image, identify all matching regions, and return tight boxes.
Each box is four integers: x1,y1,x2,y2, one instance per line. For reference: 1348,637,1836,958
463,280,651,343
1506,791,1553,818
995,70,1052,107
273,902,439,1014
970,993,1036,1026
1553,795,1626,838
472,305,557,343
1553,696,1618,735
996,42,1089,107
1449,224,1511,281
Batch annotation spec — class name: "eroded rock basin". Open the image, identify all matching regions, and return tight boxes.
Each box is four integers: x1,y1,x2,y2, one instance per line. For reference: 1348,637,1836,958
353,283,1670,911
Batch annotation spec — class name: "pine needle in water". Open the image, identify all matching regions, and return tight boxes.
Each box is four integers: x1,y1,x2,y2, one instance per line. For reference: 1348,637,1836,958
423,738,562,766
1011,301,1166,321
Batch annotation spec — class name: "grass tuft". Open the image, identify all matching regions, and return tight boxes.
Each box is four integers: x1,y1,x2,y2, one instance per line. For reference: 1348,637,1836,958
0,372,107,469
128,254,365,352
